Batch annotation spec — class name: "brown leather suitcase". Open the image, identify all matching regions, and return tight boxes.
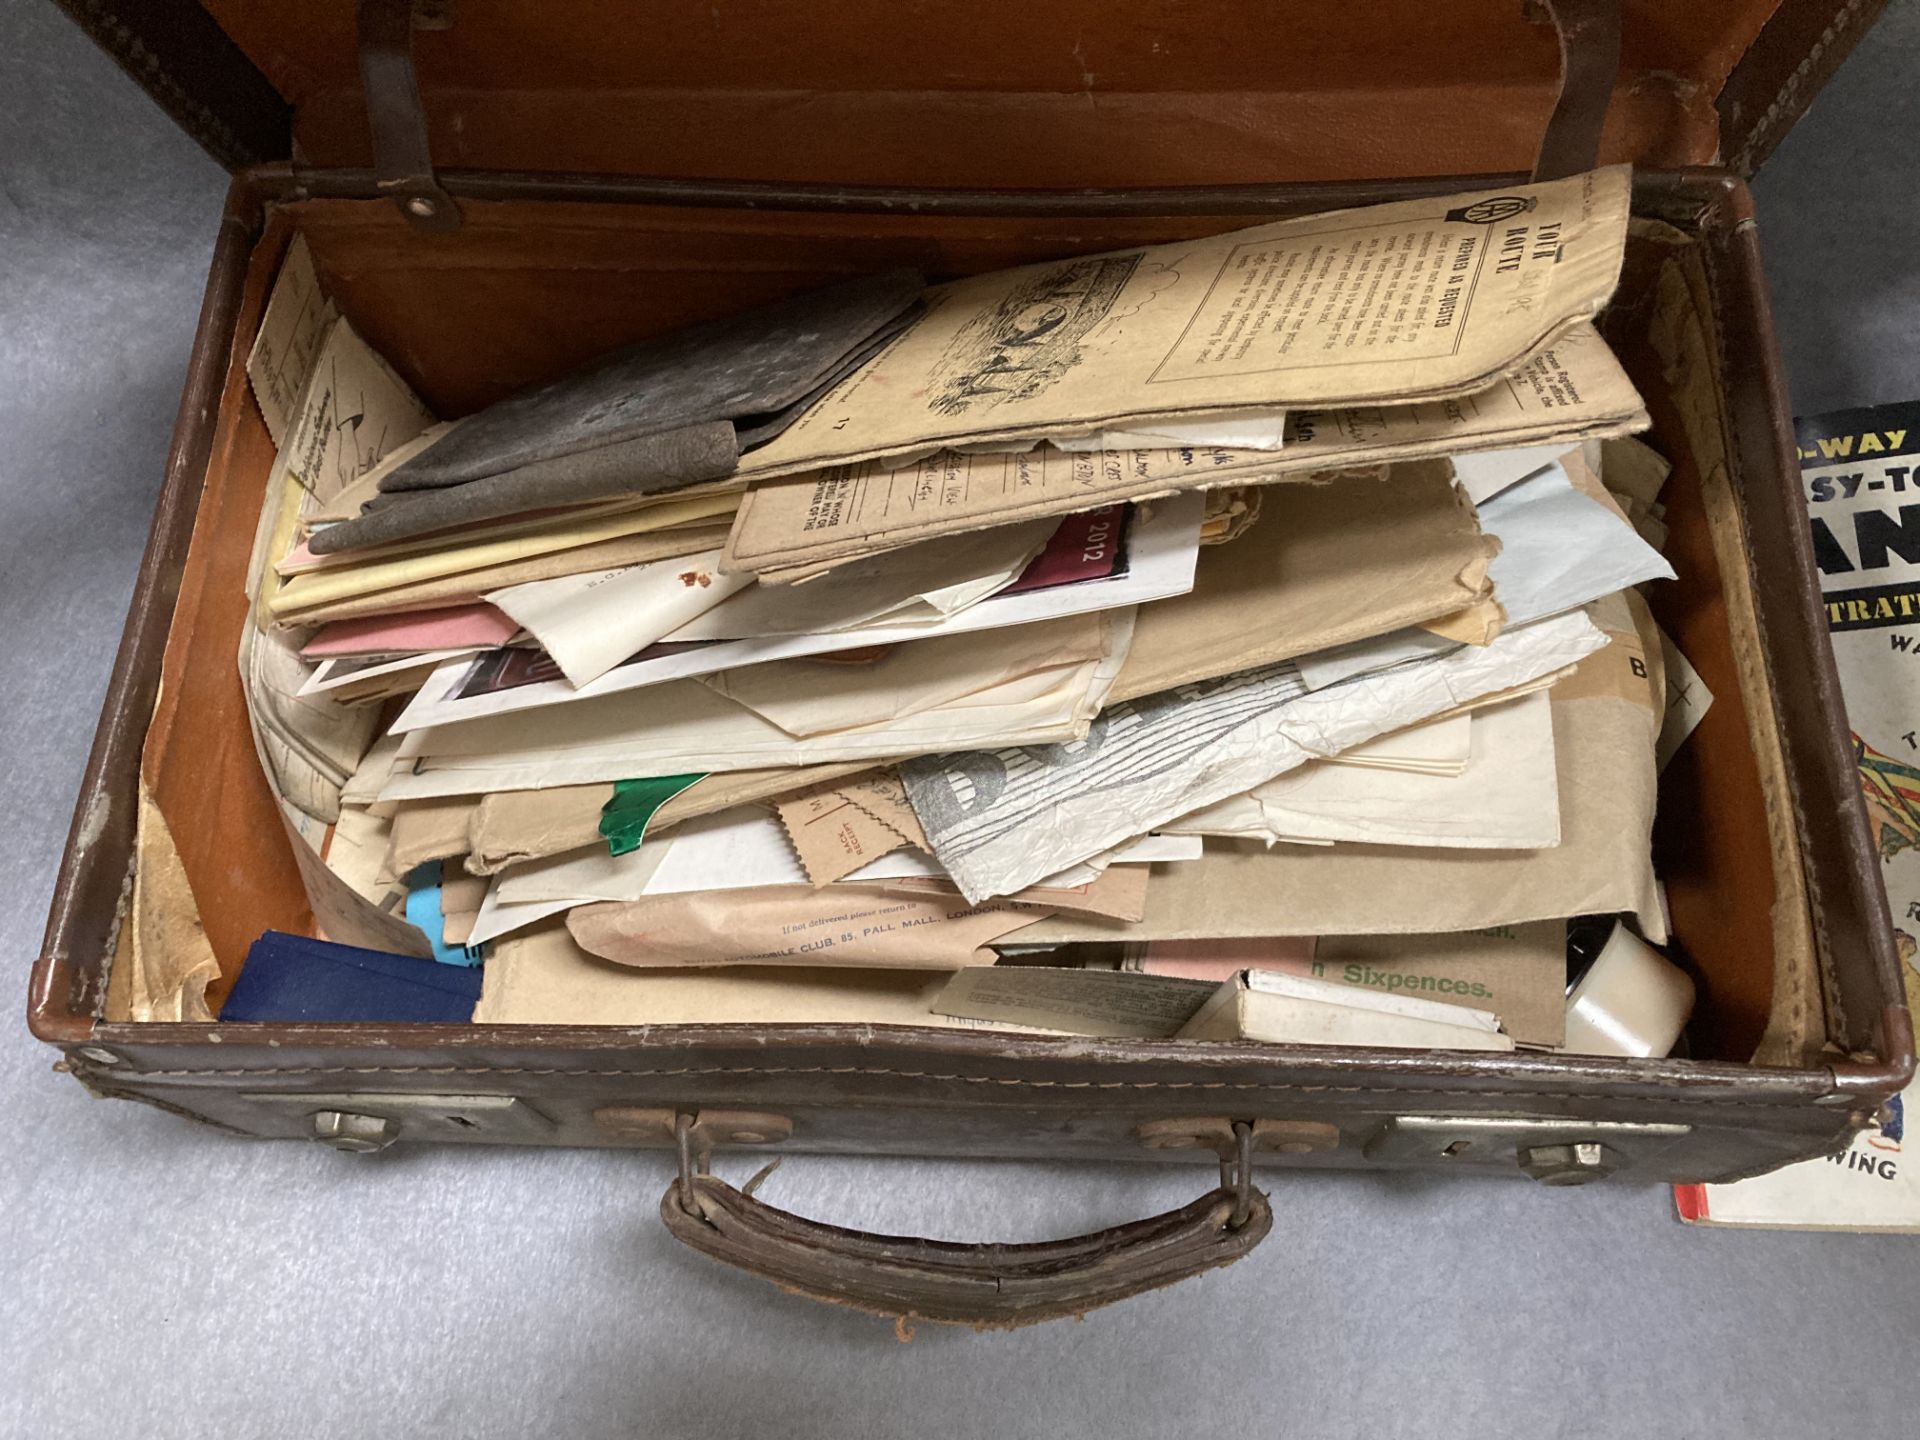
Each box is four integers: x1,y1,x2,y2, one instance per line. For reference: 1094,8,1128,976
30,0,1916,1325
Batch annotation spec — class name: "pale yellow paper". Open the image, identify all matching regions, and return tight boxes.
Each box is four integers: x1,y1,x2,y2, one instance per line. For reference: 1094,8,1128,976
121,782,222,1023
245,234,334,449
269,491,739,619
277,523,734,625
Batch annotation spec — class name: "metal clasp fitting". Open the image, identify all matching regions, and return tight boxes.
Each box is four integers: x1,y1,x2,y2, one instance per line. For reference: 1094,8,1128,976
674,1112,707,1215
1218,1121,1256,1230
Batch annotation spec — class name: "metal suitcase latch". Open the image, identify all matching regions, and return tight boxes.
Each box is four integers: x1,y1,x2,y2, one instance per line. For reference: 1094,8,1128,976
243,1092,557,1150
1363,1115,1692,1183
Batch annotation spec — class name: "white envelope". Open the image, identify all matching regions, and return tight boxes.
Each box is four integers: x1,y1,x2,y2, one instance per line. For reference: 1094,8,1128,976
700,613,1111,737
1296,461,1674,689
389,491,1202,734
487,547,749,688
381,610,1135,800
1166,689,1559,848
903,609,1606,901
1449,442,1579,504
668,518,1054,640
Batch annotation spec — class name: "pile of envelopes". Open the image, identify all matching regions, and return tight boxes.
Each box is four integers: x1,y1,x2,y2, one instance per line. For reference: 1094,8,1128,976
223,165,1709,1052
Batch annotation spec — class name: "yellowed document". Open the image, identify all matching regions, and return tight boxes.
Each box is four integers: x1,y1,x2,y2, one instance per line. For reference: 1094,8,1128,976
246,234,335,449
1167,691,1557,850
383,613,1134,799
487,548,749,688
239,316,431,822
284,477,694,576
677,518,1053,639
726,322,1642,578
739,169,1632,481
123,782,223,1023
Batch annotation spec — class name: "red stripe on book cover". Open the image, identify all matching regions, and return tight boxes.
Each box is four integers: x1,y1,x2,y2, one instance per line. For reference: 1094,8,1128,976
1672,1183,1711,1222
1005,504,1130,593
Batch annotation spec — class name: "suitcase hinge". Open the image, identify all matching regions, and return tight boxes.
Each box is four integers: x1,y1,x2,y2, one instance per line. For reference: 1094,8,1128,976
356,0,462,232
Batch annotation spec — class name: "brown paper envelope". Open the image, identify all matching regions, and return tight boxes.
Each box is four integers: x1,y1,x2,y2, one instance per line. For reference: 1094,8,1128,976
1110,461,1494,703
1312,923,1569,1048
1598,436,1671,507
476,922,1037,1029
568,885,1053,969
387,795,479,873
1419,593,1506,645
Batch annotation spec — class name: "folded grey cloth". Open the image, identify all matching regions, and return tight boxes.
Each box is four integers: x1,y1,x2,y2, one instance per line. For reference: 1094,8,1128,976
310,268,924,556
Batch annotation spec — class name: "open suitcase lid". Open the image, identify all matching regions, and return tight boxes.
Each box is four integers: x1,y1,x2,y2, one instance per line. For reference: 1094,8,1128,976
59,0,1888,187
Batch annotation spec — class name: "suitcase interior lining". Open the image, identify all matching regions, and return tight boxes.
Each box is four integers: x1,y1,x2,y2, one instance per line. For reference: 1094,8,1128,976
124,192,1828,1067
197,0,1777,185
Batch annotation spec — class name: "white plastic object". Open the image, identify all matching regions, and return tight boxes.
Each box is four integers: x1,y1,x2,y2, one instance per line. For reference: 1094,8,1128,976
1563,924,1695,1058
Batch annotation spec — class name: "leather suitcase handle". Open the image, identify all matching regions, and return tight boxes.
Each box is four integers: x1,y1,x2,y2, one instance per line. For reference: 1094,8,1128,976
659,1119,1271,1329
661,1176,1271,1331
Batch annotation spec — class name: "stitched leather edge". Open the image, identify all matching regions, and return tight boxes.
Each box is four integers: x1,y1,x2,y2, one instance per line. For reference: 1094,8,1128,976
1695,222,1849,1052
58,0,260,168
78,1060,1841,1110
1731,0,1876,174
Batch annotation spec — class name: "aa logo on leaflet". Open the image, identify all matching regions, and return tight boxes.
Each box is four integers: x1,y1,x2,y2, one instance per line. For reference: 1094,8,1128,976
1446,196,1536,225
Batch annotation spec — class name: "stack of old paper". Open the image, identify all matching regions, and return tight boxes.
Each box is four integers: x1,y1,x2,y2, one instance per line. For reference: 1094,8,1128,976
196,167,1717,1055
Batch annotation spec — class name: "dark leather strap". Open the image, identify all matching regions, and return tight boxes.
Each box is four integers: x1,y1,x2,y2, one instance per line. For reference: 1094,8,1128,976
661,1172,1272,1329
356,0,461,230
1534,0,1624,181
53,0,291,169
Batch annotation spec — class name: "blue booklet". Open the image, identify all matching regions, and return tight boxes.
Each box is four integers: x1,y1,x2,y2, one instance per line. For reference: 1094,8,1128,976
219,931,483,1023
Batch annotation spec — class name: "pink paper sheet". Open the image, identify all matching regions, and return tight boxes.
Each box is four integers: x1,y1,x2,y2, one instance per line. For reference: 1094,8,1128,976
300,604,519,658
